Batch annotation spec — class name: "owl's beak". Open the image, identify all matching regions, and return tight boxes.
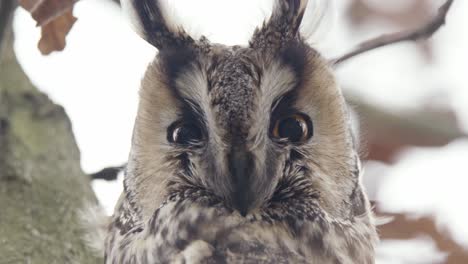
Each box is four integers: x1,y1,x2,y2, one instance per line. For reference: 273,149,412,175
228,147,255,216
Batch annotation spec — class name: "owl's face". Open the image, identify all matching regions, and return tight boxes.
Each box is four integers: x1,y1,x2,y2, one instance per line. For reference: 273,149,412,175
124,0,363,222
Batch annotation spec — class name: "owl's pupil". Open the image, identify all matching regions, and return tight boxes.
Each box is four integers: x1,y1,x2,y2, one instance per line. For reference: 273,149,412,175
171,123,202,144
278,117,306,142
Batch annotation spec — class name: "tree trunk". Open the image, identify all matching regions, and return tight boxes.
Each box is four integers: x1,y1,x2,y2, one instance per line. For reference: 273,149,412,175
0,3,102,263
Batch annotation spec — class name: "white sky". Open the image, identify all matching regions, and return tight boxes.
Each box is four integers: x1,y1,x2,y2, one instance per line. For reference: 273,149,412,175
12,0,468,262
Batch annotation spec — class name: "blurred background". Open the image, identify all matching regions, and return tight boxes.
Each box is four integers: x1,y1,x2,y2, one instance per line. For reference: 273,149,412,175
7,0,468,263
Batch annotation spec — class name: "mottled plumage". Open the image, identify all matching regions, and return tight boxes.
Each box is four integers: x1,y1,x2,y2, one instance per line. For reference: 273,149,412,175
106,0,378,263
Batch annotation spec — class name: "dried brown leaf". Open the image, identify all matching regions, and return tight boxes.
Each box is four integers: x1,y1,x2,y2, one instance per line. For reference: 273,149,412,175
18,0,78,55
18,0,37,11
374,204,468,264
38,10,76,55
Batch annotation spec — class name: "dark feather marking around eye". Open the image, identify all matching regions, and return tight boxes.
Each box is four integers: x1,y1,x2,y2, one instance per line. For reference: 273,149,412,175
269,43,309,121
280,41,308,83
158,49,207,132
159,47,197,82
181,99,205,125
270,91,298,121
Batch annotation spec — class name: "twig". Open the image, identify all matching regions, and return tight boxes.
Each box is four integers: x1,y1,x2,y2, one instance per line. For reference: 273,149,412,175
331,0,454,66
89,164,126,181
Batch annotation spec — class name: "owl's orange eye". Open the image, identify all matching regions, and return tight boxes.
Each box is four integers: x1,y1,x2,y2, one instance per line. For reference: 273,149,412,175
271,114,313,143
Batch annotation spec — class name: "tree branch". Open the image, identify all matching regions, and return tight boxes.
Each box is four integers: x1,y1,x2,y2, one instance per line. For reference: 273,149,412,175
331,0,454,66
90,164,125,181
0,6,102,261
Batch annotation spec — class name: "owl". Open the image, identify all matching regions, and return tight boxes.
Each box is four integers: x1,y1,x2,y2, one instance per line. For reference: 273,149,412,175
105,0,378,263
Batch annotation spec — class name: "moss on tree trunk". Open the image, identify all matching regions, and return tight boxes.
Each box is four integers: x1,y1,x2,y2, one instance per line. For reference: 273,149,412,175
0,6,102,264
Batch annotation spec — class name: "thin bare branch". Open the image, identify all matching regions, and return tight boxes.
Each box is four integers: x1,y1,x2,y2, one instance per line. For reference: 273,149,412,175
331,0,454,66
90,164,125,181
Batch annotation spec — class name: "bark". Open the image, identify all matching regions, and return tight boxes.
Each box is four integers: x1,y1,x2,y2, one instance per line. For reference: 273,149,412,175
0,3,102,263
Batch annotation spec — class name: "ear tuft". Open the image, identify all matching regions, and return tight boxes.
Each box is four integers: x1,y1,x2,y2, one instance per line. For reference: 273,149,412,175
300,0,335,45
250,0,309,50
121,0,197,50
250,0,335,50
